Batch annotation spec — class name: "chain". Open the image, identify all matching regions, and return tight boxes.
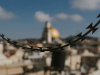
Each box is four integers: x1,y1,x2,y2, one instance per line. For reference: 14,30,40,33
0,14,100,52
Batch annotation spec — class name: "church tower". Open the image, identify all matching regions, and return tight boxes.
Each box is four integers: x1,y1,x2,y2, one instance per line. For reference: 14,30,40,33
42,22,52,43
42,22,61,44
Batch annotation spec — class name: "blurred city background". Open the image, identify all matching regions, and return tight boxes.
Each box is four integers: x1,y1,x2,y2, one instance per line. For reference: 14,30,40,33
0,0,100,75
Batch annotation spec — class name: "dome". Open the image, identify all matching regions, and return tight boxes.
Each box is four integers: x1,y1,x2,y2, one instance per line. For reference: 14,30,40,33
51,27,60,38
42,27,60,39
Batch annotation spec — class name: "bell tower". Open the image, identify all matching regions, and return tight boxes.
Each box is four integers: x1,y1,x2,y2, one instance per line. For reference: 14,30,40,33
42,21,61,44
43,22,52,43
45,22,52,43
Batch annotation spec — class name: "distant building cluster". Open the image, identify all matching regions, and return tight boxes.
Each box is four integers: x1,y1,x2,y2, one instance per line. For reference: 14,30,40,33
0,22,100,75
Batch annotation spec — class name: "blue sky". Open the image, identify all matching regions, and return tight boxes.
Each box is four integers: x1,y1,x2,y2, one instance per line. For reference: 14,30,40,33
0,0,100,40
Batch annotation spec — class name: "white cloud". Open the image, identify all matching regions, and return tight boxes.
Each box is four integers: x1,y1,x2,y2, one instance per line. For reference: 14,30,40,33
71,0,100,10
35,11,53,22
70,14,84,22
0,6,15,20
35,11,83,23
55,13,83,22
55,13,69,19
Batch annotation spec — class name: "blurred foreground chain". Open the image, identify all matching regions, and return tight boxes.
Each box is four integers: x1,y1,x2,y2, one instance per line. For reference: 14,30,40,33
0,14,100,52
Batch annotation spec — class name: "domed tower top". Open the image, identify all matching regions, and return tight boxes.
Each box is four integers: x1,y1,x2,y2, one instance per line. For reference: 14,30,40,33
42,22,61,43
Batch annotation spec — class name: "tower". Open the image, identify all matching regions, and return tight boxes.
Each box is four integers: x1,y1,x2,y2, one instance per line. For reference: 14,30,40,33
43,22,52,43
42,22,61,44
0,41,3,54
